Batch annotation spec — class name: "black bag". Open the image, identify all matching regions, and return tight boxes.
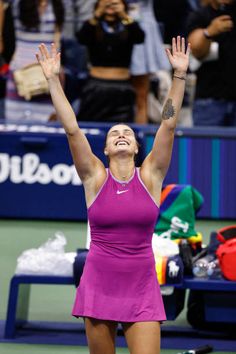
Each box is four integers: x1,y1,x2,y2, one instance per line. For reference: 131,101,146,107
73,248,88,288
187,290,236,333
179,239,193,276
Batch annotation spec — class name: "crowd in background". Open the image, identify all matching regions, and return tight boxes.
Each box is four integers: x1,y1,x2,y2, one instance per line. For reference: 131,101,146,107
0,0,235,126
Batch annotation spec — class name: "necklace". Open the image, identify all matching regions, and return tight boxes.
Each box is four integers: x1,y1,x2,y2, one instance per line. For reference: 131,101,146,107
111,169,135,183
118,170,135,182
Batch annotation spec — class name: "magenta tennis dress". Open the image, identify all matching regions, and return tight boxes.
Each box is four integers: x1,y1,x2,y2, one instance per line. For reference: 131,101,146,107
72,168,166,322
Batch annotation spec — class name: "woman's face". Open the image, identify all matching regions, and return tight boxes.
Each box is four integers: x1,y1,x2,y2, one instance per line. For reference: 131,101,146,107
104,124,139,159
103,0,125,18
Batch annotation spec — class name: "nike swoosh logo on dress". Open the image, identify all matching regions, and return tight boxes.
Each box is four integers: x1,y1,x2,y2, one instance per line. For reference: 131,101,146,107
116,190,129,194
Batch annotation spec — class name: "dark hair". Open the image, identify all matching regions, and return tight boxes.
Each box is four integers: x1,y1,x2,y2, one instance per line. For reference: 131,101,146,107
104,125,141,164
19,0,64,30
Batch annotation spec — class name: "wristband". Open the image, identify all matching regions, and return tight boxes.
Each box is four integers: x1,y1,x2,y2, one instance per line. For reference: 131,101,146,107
203,29,212,40
173,75,186,81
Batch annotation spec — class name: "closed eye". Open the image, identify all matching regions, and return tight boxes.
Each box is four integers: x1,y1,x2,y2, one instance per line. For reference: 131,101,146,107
108,130,120,137
123,130,133,136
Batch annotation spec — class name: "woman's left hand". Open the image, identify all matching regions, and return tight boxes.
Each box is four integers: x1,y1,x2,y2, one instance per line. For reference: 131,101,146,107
36,43,60,80
166,36,190,74
113,0,126,19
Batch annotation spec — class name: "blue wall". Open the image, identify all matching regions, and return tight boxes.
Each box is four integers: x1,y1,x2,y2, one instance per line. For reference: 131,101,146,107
1,122,236,220
145,127,236,219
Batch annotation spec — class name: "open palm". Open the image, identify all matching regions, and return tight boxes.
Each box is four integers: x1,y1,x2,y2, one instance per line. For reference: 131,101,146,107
166,37,190,73
36,43,60,80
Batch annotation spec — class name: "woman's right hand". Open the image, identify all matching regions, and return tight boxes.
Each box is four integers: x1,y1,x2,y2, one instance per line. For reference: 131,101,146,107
207,15,233,37
112,0,126,19
94,0,109,18
36,43,60,80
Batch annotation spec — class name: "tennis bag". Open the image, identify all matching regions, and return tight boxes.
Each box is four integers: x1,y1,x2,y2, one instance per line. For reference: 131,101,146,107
216,226,236,281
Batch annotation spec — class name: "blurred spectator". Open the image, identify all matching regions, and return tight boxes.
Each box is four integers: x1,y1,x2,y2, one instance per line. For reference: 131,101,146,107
60,0,96,106
127,0,171,124
0,1,15,119
75,0,97,29
187,0,236,126
188,0,202,10
154,0,192,44
5,0,64,122
76,0,144,123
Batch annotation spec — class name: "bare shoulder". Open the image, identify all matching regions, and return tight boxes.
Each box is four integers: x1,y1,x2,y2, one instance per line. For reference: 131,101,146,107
83,161,108,208
139,163,163,206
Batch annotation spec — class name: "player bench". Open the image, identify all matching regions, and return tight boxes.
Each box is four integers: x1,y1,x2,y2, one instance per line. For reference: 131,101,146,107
4,275,236,338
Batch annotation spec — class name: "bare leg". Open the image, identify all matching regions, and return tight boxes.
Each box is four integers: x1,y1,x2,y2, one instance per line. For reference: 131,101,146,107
85,317,118,354
131,74,150,124
122,321,161,354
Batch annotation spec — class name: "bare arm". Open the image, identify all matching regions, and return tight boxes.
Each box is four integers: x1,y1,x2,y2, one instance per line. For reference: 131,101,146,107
36,44,105,184
141,37,190,186
188,28,212,59
188,15,233,59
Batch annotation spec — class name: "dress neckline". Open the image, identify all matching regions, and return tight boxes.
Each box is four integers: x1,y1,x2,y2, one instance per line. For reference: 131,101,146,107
109,168,136,184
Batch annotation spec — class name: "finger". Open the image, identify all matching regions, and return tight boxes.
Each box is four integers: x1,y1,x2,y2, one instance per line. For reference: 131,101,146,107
165,48,172,61
51,42,57,58
41,43,50,59
56,52,61,62
38,43,50,60
219,15,232,21
38,44,45,60
38,45,46,61
35,53,41,63
186,42,191,56
181,37,185,53
172,37,177,54
177,36,181,52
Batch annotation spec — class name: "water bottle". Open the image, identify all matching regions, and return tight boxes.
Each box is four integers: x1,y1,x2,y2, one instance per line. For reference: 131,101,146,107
207,259,222,279
192,255,215,278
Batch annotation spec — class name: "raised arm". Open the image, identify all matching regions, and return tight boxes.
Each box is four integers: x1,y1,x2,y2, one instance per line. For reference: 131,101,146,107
141,37,190,187
36,44,106,184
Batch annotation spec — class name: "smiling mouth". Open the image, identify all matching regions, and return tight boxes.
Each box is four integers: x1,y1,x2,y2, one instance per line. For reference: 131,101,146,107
115,141,129,146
